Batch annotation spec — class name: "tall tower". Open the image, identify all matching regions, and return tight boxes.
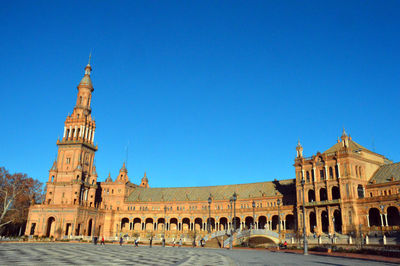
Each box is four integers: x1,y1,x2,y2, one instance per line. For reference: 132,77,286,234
45,59,98,207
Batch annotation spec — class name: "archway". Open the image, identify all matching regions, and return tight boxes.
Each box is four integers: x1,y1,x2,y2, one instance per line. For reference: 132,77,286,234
133,218,141,231
145,218,153,231
369,208,381,226
170,218,178,231
387,207,400,226
87,219,93,236
194,218,203,231
271,215,279,231
258,216,267,229
285,214,295,230
219,217,228,231
245,216,254,229
209,218,216,231
309,212,316,233
320,188,327,201
332,186,340,200
321,211,329,233
46,217,55,237
308,190,315,202
333,210,342,233
182,218,190,231
121,218,129,231
232,217,240,231
157,218,165,231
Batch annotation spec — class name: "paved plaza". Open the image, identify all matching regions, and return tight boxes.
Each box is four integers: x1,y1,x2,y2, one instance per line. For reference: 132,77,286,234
0,243,397,265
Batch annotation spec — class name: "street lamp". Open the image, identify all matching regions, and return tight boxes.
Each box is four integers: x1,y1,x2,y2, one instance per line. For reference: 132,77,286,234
277,198,281,239
163,205,167,247
380,205,385,238
208,195,212,233
301,179,308,255
229,198,233,250
233,192,237,231
252,200,256,229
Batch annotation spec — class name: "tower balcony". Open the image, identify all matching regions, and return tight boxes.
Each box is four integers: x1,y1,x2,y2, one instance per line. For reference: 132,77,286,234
57,139,98,150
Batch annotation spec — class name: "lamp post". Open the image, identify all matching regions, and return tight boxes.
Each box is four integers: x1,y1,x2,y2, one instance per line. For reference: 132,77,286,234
163,205,166,247
208,196,212,233
380,205,385,239
277,198,281,240
229,198,233,250
233,192,237,231
301,179,308,255
252,200,256,229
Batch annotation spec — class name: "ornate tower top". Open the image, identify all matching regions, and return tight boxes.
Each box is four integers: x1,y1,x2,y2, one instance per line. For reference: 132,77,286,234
140,172,149,188
296,139,303,158
116,162,129,183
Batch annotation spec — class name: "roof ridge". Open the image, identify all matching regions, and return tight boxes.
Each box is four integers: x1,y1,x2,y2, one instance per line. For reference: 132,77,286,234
130,178,295,190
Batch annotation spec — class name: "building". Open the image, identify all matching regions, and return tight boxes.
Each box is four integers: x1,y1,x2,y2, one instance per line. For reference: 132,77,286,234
25,62,400,244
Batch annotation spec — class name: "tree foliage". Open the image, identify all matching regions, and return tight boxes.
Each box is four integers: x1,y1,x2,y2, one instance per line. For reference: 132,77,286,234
0,167,43,232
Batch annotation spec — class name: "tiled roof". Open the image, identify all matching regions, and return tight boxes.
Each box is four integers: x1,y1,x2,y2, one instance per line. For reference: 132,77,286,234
369,162,400,184
324,139,368,154
126,179,296,203
79,75,93,88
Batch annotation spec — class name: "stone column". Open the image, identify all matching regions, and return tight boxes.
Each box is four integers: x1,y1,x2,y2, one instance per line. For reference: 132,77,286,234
366,215,370,227
384,214,388,226
380,214,384,227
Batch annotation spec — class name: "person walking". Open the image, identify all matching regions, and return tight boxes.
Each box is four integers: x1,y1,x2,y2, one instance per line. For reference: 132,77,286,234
178,238,182,248
100,236,105,246
149,236,153,248
135,238,139,247
119,236,123,246
172,238,175,247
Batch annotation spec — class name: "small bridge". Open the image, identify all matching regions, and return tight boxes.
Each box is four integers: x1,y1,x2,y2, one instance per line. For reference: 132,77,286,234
205,229,280,247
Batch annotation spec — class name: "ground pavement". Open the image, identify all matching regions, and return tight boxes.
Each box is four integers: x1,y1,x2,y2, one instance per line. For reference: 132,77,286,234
0,243,397,265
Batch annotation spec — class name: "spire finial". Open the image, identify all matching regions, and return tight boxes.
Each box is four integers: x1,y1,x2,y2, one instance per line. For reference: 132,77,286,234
342,127,347,137
88,52,92,65
144,171,147,177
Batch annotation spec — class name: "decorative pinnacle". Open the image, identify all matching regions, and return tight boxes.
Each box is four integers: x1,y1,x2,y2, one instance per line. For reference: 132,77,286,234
88,52,92,65
342,127,347,137
297,139,302,147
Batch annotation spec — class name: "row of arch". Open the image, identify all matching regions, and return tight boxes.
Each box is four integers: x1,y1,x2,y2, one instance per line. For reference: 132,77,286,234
307,186,340,202
304,165,339,183
120,214,296,232
368,207,400,226
308,210,342,233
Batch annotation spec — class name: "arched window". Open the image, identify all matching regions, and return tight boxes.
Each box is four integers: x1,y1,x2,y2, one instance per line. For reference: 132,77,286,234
329,167,333,179
320,169,325,180
335,165,339,178
79,96,83,104
306,171,310,182
308,190,315,202
357,185,364,198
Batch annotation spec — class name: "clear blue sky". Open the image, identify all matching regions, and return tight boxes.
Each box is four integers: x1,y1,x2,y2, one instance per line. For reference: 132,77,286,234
1,1,399,187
